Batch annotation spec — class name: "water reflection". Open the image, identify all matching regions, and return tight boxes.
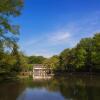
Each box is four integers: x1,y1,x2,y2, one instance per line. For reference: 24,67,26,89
0,75,100,100
17,88,65,100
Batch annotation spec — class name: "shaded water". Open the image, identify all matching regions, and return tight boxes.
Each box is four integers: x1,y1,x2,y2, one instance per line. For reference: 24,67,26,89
0,75,100,100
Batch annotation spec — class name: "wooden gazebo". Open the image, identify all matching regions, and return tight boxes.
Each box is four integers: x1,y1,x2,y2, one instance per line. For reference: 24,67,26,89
33,64,53,79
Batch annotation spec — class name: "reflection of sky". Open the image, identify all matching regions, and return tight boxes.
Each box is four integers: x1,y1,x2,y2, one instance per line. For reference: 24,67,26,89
17,88,65,100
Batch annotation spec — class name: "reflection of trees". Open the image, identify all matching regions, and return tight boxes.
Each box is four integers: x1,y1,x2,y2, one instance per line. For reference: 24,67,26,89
0,76,99,100
54,76,100,100
28,76,100,100
0,80,26,100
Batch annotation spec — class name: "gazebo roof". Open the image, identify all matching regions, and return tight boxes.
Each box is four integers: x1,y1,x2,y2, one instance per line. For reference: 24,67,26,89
33,64,44,69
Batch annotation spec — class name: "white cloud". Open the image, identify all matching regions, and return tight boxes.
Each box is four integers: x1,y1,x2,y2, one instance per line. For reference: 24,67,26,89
49,32,71,42
20,11,100,57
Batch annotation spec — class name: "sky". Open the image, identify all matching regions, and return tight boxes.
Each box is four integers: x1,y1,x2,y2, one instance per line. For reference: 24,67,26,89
14,0,100,57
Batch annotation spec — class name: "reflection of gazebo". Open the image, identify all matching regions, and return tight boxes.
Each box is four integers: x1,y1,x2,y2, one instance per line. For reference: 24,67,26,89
33,64,53,79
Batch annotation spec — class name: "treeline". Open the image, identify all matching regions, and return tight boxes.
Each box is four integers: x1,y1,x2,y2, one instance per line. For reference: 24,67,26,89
22,33,99,74
43,33,100,73
16,55,46,72
14,35,100,74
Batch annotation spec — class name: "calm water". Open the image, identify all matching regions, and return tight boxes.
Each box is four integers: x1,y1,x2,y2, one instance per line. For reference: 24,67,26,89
0,75,100,100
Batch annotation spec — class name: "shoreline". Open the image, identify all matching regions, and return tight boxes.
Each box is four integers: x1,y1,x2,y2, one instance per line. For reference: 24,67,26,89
0,72,100,82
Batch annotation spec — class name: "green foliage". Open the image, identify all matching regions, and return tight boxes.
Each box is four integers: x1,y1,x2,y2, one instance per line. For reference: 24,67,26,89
0,0,23,16
43,55,59,70
91,33,100,70
74,47,86,69
0,0,23,77
58,33,100,72
59,49,71,70
28,56,46,64
18,52,29,72
0,0,23,52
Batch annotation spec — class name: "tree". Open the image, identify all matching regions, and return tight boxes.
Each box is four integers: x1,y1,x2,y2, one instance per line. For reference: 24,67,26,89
91,33,100,71
11,43,21,73
59,49,71,71
0,0,23,77
28,56,46,64
43,55,59,71
74,47,86,71
59,33,100,72
0,0,23,49
77,37,94,72
59,48,76,72
18,52,29,72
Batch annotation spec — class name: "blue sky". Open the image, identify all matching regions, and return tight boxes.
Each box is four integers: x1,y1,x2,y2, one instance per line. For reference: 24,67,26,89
14,0,100,57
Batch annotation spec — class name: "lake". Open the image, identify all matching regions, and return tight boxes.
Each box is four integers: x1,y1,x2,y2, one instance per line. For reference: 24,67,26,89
0,75,100,100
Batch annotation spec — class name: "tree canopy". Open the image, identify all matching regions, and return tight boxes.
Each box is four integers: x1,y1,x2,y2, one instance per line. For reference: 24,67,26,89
58,33,100,72
0,0,23,78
